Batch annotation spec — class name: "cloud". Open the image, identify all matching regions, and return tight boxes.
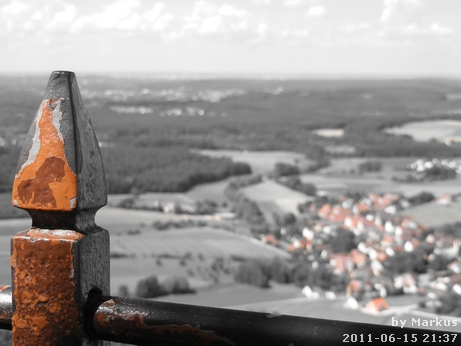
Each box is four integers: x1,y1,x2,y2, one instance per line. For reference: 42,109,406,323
0,0,318,46
343,23,370,33
0,1,78,34
280,28,309,39
199,15,221,34
283,0,302,7
75,0,147,31
250,0,271,5
183,2,253,38
143,3,165,23
55,5,77,23
97,0,140,29
0,1,128,34
152,13,174,32
305,6,325,18
178,1,323,45
69,1,175,34
402,23,453,36
0,0,258,44
381,0,422,25
46,4,77,32
2,1,28,15
379,0,453,38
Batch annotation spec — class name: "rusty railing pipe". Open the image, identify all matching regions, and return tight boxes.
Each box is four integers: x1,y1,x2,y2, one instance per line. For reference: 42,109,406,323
86,293,461,346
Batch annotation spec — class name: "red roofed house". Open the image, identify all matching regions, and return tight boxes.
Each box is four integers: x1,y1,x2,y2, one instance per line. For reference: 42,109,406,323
365,297,388,312
317,204,331,219
350,249,367,268
326,206,351,223
330,254,354,274
346,279,364,299
352,202,370,215
345,215,363,230
395,226,413,244
381,235,395,247
260,234,279,246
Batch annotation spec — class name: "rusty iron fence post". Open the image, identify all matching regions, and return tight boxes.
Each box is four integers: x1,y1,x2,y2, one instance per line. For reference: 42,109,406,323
0,70,459,345
10,71,110,345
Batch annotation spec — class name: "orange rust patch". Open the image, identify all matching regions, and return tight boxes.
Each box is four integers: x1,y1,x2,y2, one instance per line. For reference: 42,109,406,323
94,299,236,345
11,229,83,344
12,99,77,211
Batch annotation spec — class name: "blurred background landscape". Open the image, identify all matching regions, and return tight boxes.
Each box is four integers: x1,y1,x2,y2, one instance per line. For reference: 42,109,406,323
1,0,461,343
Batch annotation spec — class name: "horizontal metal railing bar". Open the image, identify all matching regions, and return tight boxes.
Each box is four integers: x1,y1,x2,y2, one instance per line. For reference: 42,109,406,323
0,287,459,345
86,293,461,346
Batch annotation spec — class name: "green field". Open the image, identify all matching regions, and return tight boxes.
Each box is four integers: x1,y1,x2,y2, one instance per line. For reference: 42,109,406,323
194,149,314,174
257,201,285,224
242,180,314,215
389,179,461,198
185,178,232,204
0,211,290,291
400,200,461,227
111,226,289,259
154,282,304,309
110,256,212,295
302,173,461,198
385,120,461,143
302,155,461,198
319,157,416,176
300,174,389,195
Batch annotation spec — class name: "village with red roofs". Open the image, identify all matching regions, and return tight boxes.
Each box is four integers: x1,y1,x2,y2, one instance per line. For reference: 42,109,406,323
281,192,461,314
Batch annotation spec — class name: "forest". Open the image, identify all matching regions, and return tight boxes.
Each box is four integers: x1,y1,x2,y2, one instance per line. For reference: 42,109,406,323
1,76,461,194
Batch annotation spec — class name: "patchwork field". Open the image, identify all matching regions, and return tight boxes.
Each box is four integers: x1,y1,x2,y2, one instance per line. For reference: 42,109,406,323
108,193,195,207
0,213,290,290
109,224,291,295
385,120,461,143
194,150,314,174
313,128,344,137
326,176,461,198
111,226,289,259
257,201,285,224
388,178,461,198
319,157,415,176
400,200,461,227
185,178,232,204
241,179,314,215
154,282,304,309
303,163,461,199
300,174,390,196
110,256,212,295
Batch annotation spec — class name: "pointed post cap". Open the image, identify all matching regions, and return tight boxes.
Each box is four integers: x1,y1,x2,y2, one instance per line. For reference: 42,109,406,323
12,71,106,233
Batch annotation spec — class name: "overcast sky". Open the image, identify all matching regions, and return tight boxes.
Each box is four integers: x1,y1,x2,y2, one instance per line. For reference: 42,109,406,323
1,0,460,77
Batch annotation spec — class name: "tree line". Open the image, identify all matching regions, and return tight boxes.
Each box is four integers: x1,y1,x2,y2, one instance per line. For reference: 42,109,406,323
234,257,348,292
102,145,251,193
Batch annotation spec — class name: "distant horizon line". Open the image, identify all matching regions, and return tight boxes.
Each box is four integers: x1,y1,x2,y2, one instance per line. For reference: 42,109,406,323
1,71,461,80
